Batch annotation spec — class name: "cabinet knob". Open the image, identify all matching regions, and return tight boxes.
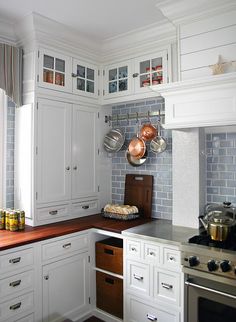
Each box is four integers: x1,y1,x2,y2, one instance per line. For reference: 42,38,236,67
132,72,139,78
73,166,77,170
66,166,70,171
44,275,49,280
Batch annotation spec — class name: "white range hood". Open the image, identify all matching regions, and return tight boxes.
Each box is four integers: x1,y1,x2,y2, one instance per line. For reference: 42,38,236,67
156,72,236,129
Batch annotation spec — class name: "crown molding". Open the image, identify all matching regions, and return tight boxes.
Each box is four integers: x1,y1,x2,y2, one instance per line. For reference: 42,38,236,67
156,0,236,25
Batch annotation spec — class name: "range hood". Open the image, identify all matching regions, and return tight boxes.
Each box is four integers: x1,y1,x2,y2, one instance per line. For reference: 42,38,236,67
155,72,236,129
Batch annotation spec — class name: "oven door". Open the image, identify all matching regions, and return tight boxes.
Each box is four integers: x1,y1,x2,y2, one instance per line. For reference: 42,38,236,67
185,274,236,322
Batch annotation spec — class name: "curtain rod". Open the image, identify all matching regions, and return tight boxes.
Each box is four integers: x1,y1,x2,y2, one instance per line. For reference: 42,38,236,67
105,110,165,124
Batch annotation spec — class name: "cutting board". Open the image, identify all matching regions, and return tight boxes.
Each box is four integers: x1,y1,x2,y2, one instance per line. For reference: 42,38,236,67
124,174,153,218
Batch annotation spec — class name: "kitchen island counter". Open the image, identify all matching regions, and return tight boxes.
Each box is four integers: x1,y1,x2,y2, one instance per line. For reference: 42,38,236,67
0,214,152,251
122,219,198,246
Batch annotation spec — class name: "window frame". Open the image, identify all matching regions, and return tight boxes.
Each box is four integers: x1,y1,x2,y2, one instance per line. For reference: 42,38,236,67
0,89,7,208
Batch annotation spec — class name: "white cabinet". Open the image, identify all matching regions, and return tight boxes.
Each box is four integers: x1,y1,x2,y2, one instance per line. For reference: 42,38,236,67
102,49,170,102
41,232,90,322
124,238,183,322
0,246,36,322
38,48,99,99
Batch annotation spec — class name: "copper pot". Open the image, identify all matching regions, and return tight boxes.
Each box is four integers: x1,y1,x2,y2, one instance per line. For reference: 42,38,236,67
140,122,157,141
128,136,146,159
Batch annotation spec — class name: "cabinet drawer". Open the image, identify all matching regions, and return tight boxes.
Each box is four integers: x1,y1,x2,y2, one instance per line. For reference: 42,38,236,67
0,292,34,322
96,238,123,275
126,260,150,297
0,248,34,275
126,239,141,259
71,199,99,216
36,203,70,223
0,270,34,299
126,294,179,322
154,269,180,306
42,233,88,261
144,242,160,264
163,248,181,271
96,271,123,319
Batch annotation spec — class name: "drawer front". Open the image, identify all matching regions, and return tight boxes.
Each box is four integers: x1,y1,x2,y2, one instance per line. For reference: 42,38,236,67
36,203,70,222
126,240,141,259
96,271,123,319
0,248,34,275
163,248,181,271
126,294,179,322
96,239,123,275
42,233,88,261
15,313,34,322
0,270,34,299
144,243,160,264
154,269,180,306
0,292,34,322
71,199,99,216
126,260,150,296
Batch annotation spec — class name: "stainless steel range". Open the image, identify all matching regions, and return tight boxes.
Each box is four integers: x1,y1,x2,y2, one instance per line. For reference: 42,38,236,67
181,231,236,322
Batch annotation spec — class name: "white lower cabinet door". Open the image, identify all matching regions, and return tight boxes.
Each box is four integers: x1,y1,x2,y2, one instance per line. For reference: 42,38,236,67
126,260,150,297
126,295,179,322
42,252,89,322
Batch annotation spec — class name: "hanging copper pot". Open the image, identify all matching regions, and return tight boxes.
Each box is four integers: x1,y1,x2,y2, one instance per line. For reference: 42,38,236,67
139,114,157,141
128,119,146,159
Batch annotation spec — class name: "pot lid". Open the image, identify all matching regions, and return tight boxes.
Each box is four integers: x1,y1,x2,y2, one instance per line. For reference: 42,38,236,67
208,211,234,224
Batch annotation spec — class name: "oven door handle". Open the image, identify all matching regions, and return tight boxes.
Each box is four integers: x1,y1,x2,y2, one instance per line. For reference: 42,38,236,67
185,280,236,300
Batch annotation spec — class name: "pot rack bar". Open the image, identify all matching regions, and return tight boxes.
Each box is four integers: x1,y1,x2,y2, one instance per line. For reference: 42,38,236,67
104,110,165,124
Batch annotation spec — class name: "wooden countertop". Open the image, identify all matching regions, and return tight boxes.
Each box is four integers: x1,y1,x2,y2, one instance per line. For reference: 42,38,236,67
0,214,152,251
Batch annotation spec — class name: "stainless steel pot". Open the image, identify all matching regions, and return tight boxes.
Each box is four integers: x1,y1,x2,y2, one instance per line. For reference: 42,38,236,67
103,128,125,152
126,149,147,167
150,121,166,154
199,210,236,241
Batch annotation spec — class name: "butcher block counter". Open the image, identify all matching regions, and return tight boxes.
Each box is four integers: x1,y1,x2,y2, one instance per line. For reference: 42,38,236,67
0,214,152,251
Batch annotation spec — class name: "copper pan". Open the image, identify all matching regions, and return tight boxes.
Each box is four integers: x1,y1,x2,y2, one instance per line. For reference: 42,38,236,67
128,121,146,159
140,113,157,141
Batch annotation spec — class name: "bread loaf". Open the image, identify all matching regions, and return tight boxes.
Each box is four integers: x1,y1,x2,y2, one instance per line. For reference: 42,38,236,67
104,204,138,215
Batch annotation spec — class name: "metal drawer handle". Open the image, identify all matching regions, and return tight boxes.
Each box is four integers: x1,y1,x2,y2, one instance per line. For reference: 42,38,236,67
169,256,175,261
131,247,137,252
82,205,89,210
9,257,21,264
49,210,58,215
147,313,157,321
9,280,21,287
62,243,71,249
10,302,21,310
149,251,155,256
133,274,143,281
161,282,173,290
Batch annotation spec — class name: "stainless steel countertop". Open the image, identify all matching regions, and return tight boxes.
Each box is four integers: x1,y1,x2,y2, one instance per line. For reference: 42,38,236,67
122,219,199,246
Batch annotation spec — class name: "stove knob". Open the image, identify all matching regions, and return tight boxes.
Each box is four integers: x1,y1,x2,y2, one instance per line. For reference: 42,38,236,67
189,256,199,267
207,260,218,272
220,260,231,272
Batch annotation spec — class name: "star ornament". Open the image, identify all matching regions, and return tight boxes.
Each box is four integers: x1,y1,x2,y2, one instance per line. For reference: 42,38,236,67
209,55,225,75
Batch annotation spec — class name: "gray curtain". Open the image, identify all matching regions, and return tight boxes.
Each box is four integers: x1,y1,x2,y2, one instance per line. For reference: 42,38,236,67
0,43,23,106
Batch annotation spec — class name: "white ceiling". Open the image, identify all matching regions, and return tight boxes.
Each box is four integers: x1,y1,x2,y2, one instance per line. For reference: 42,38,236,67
0,0,167,41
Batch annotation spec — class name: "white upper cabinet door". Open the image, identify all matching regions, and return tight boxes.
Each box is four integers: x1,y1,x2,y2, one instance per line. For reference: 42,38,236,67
38,48,72,93
103,60,133,99
133,50,168,93
36,98,72,204
72,105,98,199
72,59,98,98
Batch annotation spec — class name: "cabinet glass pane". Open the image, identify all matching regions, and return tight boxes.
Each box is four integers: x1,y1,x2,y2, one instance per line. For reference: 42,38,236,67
87,68,94,81
109,69,117,81
118,66,128,79
77,78,85,91
55,58,65,72
43,69,54,83
152,71,163,85
55,72,65,86
140,74,150,88
109,81,117,93
77,65,85,78
87,80,94,93
44,55,54,69
151,57,162,71
140,60,150,74
119,79,127,91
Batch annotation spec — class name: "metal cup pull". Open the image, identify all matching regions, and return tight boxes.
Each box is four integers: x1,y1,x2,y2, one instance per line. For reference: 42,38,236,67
147,314,157,321
131,247,137,252
133,274,143,281
161,282,173,290
10,302,21,310
62,243,71,249
82,205,89,210
49,210,58,215
9,257,21,264
9,280,21,287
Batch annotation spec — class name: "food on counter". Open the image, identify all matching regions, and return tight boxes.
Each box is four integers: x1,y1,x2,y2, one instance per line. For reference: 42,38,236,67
0,208,25,231
104,204,139,215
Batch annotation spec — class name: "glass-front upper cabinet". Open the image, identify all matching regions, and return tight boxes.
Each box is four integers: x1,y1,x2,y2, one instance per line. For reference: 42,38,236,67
72,59,98,98
133,50,169,93
103,60,132,98
38,49,72,92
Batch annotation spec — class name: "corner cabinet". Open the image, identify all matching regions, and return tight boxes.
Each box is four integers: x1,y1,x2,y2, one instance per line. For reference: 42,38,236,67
102,48,170,102
38,48,99,99
15,98,99,226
